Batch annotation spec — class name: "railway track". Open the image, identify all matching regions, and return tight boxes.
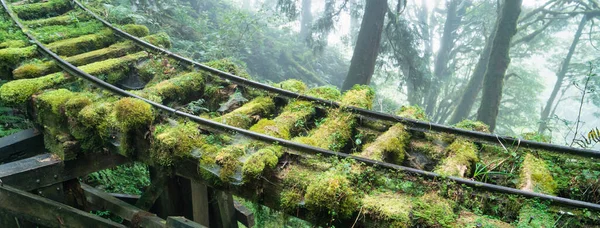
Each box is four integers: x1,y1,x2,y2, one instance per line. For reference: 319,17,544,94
1,0,600,226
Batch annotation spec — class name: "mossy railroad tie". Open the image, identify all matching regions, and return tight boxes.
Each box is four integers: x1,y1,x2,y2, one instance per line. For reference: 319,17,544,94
294,84,375,152
0,51,148,106
46,24,149,56
433,120,489,178
23,11,91,27
518,153,557,195
13,33,171,79
212,96,275,129
11,0,71,20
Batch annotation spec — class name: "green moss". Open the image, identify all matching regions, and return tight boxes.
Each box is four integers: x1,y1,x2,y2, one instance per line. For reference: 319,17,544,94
359,123,409,164
114,97,154,131
213,97,275,128
32,21,105,43
215,147,243,181
15,34,169,79
279,189,303,213
0,40,27,48
120,24,150,37
522,132,551,143
396,105,428,121
413,192,456,227
516,204,554,228
36,89,75,115
518,153,557,195
12,0,71,20
140,72,204,103
294,111,355,151
64,95,92,118
306,85,341,101
339,84,375,109
361,192,412,228
410,140,446,161
242,146,283,181
0,72,67,105
79,51,148,83
455,211,512,228
249,100,315,139
151,122,205,166
274,79,307,93
455,119,491,133
78,102,115,139
24,11,90,27
434,138,479,177
142,32,171,48
46,29,115,56
0,45,37,67
304,170,359,219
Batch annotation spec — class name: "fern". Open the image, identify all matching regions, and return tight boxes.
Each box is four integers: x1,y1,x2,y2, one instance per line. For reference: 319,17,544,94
574,127,600,148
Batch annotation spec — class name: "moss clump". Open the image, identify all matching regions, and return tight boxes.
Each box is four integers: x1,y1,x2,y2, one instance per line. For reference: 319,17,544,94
140,72,204,103
151,122,204,166
32,21,105,43
304,170,359,219
516,204,554,228
305,85,341,101
80,51,148,83
522,132,551,143
294,111,355,151
413,192,456,227
249,100,315,139
47,29,116,56
35,89,75,116
213,97,275,128
215,147,243,181
274,79,308,93
340,84,375,109
361,192,412,227
0,72,67,105
518,153,557,195
396,105,428,121
455,211,512,228
24,11,90,27
279,189,303,212
114,97,154,131
12,0,71,20
360,123,409,164
119,24,150,37
242,146,283,181
455,119,490,133
434,138,479,177
0,46,37,67
78,102,115,139
142,32,171,48
0,40,27,48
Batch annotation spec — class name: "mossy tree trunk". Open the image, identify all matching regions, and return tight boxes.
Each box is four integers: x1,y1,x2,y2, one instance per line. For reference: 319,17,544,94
476,0,522,132
537,15,587,134
341,0,387,92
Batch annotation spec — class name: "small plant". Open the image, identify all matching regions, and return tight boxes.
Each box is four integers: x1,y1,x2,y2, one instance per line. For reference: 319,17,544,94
186,98,209,115
472,161,508,183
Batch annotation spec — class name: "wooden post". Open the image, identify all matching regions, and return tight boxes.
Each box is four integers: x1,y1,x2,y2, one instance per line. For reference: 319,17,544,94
191,181,210,226
209,189,239,228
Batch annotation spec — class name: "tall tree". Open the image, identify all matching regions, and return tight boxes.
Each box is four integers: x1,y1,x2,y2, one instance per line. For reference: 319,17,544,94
476,0,523,132
538,15,588,133
424,0,468,116
341,0,388,91
299,0,312,39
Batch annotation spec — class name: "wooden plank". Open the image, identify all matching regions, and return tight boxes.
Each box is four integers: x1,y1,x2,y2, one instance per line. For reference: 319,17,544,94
0,184,126,227
0,152,129,191
109,192,140,205
80,183,165,228
136,170,168,211
167,217,208,228
0,128,45,164
234,201,254,228
211,189,238,228
191,182,210,227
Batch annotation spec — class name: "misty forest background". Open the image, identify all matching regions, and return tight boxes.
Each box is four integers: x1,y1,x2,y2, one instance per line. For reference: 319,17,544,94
86,0,599,147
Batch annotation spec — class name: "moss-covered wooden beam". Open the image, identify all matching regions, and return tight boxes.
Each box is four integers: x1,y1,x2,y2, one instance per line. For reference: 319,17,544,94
46,24,149,56
0,45,37,68
31,20,105,43
518,153,557,195
23,10,91,27
14,33,170,79
11,0,71,20
0,51,148,105
0,40,27,48
213,97,276,129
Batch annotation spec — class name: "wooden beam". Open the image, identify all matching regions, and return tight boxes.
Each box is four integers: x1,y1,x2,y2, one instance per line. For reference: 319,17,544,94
234,201,254,228
167,217,208,228
80,183,165,228
136,170,168,211
0,128,44,164
210,189,238,228
191,182,210,227
0,152,129,191
0,184,126,227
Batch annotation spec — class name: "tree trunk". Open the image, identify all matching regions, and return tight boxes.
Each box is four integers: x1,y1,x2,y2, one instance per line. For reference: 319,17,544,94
476,0,522,132
299,0,312,40
341,0,388,91
537,15,587,134
448,19,498,125
425,0,467,116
